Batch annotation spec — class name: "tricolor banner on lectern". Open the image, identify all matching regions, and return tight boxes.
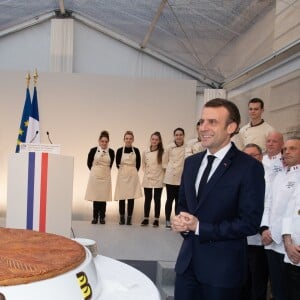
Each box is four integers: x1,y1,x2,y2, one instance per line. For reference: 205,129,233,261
26,152,48,231
6,152,74,237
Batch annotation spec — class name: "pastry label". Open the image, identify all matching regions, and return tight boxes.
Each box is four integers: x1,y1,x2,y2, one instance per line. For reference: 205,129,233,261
76,272,92,300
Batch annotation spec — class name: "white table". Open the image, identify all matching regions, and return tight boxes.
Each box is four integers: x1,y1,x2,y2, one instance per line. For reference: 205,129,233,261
95,255,161,300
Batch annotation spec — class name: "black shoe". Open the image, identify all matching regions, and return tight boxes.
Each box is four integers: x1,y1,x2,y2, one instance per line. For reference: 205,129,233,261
119,215,125,225
91,219,97,224
165,220,171,229
126,216,132,225
99,218,105,224
153,220,159,227
140,219,149,226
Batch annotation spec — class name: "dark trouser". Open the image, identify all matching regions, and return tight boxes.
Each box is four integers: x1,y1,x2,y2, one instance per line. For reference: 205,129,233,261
241,245,269,300
285,262,300,300
266,249,288,300
165,184,179,221
119,199,134,216
93,201,106,219
143,187,163,218
175,262,241,300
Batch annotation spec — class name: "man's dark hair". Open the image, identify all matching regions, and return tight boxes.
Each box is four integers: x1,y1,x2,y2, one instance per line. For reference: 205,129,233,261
286,136,300,142
204,98,240,136
173,127,185,135
243,143,263,155
248,98,264,109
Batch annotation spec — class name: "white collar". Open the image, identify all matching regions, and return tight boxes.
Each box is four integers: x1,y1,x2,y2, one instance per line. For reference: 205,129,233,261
206,142,232,161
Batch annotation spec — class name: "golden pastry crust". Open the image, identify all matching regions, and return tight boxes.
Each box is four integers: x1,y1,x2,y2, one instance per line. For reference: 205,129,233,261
0,228,85,286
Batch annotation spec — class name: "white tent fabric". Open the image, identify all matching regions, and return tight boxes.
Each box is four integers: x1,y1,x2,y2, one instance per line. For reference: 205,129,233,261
50,19,74,72
0,0,278,86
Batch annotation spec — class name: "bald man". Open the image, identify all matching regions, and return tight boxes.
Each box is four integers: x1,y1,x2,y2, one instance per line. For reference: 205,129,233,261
262,131,284,189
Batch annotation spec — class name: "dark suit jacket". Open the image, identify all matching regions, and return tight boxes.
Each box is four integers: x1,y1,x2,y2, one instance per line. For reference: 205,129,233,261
87,147,115,170
175,143,265,288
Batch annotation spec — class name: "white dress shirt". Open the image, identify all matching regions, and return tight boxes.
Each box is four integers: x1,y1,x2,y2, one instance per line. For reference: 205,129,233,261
195,142,232,235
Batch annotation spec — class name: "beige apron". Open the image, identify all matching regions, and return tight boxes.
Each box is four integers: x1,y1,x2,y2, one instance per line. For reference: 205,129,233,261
142,149,165,188
163,143,185,185
85,151,112,202
114,148,143,200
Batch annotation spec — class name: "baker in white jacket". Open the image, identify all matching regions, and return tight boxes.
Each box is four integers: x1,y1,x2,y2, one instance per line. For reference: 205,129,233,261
262,131,284,185
281,138,300,300
260,137,300,300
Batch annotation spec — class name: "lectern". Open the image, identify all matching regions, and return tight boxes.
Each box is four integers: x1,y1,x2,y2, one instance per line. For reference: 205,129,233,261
6,151,74,237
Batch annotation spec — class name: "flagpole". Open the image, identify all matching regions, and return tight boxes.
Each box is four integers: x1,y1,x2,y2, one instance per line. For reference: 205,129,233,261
33,68,38,86
26,72,31,88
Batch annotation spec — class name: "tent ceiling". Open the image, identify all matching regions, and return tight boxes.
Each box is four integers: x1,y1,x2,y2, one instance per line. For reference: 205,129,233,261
0,0,276,86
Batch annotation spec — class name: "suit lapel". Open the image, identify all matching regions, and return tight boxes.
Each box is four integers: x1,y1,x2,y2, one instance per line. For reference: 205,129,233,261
197,145,237,208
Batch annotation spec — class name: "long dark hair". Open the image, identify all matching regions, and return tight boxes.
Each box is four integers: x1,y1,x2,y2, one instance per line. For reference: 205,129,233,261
151,131,164,164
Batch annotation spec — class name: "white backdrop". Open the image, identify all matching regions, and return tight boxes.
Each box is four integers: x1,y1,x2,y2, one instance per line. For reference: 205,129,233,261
0,71,197,222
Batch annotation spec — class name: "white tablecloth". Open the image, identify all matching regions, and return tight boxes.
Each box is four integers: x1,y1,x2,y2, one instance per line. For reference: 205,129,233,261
95,255,161,300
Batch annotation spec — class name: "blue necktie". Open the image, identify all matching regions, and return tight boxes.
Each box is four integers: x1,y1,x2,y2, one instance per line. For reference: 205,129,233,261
197,155,216,201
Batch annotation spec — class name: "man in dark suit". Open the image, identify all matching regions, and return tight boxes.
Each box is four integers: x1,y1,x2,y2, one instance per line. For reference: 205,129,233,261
172,98,265,300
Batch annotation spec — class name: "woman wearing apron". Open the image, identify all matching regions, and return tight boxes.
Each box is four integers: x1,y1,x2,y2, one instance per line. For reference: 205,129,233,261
141,131,165,227
85,131,115,224
163,127,185,228
114,131,142,225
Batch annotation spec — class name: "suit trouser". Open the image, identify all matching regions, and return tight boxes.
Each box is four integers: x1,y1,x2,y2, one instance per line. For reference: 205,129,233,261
143,187,162,218
174,262,241,300
93,201,106,219
241,245,269,300
266,249,288,300
284,262,300,300
165,184,179,221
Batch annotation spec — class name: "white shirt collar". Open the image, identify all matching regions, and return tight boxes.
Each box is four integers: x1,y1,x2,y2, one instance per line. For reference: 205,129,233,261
264,152,282,160
206,142,232,161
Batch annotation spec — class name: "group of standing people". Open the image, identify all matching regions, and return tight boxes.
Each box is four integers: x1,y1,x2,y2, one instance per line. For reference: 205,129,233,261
84,128,202,227
232,97,300,300
84,96,299,300
241,135,300,300
85,130,142,225
172,97,299,300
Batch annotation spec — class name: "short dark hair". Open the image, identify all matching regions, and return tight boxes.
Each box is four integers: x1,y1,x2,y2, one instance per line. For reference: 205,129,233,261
204,98,241,131
286,136,300,142
248,98,264,109
243,143,263,155
99,130,109,141
173,127,185,135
